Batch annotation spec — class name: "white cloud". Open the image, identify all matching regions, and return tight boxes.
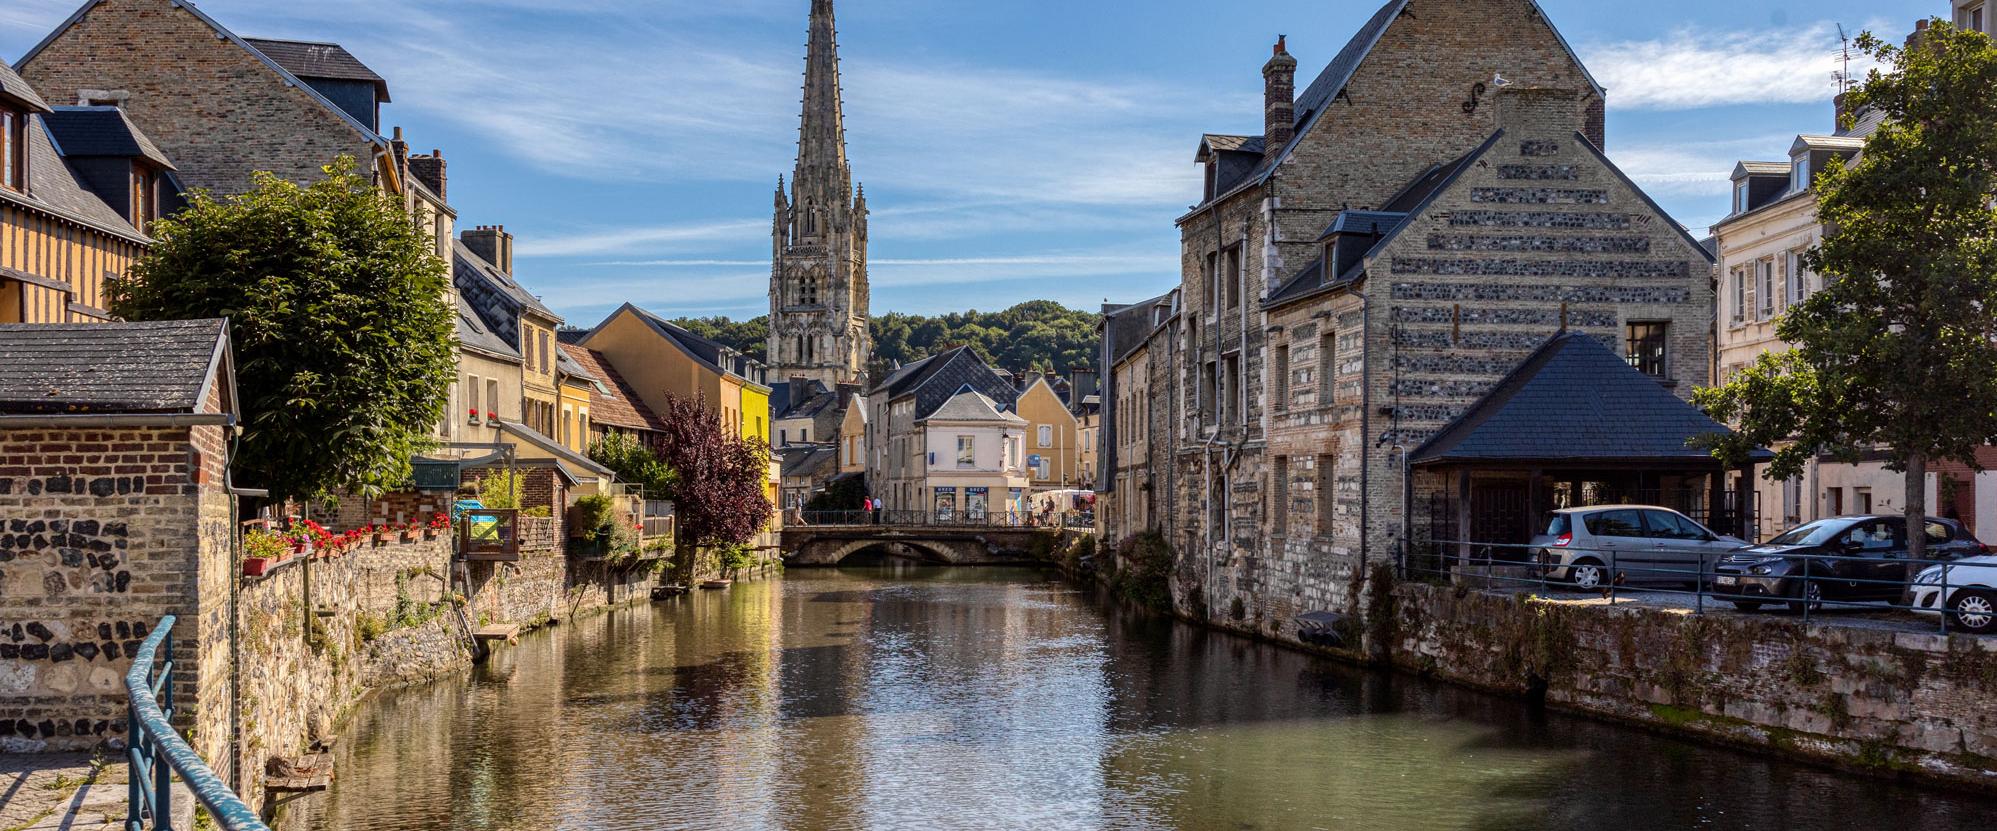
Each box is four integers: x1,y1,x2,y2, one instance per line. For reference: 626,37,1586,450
1608,134,1795,198
1583,23,1885,111
521,219,771,258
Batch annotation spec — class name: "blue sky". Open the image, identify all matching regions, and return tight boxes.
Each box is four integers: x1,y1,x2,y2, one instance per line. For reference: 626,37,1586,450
0,0,1935,325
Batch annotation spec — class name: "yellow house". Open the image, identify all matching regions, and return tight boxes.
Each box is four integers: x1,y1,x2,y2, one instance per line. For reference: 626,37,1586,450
838,397,867,474
1015,375,1082,490
554,349,595,455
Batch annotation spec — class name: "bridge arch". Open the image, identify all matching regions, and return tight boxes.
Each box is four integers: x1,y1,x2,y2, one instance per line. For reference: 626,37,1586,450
817,538,961,565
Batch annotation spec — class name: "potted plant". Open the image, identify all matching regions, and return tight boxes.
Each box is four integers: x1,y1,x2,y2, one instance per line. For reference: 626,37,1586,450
468,407,482,425
244,528,288,577
399,522,419,544
369,525,387,546
425,512,448,540
485,410,498,423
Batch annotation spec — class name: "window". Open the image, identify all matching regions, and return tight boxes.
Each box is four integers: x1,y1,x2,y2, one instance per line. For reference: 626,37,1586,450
1757,258,1776,319
1625,322,1668,377
1200,361,1217,426
1791,155,1810,193
467,375,480,422
1222,354,1241,425
1273,343,1290,412
1783,476,1803,525
1316,453,1336,535
1271,457,1289,537
1730,268,1746,324
1204,252,1219,317
956,435,975,467
0,108,21,192
1786,250,1806,304
1733,180,1749,214
131,166,156,231
1641,510,1706,540
1854,487,1873,514
1585,509,1644,537
799,427,808,442
1319,330,1337,404
539,331,552,373
1224,246,1243,309
1827,488,1844,516
487,379,499,420
1036,424,1052,448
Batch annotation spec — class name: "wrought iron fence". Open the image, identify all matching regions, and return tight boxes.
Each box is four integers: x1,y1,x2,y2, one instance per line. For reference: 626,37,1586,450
1405,538,1994,635
795,509,1088,529
125,614,269,831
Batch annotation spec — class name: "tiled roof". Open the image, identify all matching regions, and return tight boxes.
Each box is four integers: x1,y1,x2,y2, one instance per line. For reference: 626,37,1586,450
780,444,838,478
920,389,1026,425
1410,332,1766,465
0,56,51,113
557,343,664,433
0,319,225,414
43,106,176,169
1197,133,1265,159
242,38,391,101
554,343,596,383
773,379,838,420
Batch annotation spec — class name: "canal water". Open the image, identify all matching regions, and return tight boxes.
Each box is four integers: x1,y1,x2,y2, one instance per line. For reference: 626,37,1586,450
288,566,1994,830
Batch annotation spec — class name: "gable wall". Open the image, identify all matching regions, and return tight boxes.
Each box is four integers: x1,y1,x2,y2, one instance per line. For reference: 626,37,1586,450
19,0,378,195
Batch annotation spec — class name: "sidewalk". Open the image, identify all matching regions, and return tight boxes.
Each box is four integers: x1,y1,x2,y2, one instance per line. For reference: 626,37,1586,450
0,753,191,831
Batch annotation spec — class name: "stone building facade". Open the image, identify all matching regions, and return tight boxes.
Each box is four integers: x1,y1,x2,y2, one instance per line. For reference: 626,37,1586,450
1102,0,1715,637
768,0,870,387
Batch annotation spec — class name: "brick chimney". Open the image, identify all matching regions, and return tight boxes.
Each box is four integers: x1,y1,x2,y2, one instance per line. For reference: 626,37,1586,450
1263,36,1297,163
836,382,859,407
409,149,447,201
461,226,513,275
1494,87,1583,138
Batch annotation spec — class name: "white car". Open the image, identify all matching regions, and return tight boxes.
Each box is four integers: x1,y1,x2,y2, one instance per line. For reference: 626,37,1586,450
1907,555,1997,634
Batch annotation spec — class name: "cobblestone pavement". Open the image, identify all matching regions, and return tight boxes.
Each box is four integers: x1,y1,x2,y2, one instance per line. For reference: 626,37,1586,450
0,753,194,831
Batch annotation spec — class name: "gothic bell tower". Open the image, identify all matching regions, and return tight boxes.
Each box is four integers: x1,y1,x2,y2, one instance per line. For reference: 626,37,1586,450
770,0,870,386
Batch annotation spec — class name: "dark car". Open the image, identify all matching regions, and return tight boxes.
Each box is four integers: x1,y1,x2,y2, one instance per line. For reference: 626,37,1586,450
1711,515,1985,613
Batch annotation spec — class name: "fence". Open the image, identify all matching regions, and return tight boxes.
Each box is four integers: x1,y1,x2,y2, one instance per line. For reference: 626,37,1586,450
1405,537,1993,635
125,614,268,831
795,509,1093,530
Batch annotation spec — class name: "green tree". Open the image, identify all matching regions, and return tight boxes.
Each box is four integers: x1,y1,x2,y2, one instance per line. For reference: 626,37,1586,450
667,300,1102,380
108,157,455,502
589,432,679,499
1696,20,1997,561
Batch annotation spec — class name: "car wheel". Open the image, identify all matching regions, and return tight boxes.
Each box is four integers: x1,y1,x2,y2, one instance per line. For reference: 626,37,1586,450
1951,589,1997,635
1569,559,1607,590
1731,601,1763,612
1787,580,1824,615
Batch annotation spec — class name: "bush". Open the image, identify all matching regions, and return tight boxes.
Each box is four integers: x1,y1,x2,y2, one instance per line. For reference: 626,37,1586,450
573,493,616,539
717,542,756,576
1111,532,1173,612
477,470,525,510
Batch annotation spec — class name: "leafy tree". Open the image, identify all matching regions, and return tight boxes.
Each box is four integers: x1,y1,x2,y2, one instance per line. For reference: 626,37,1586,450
108,157,455,502
672,316,769,363
1696,20,1997,561
588,432,679,499
667,300,1102,380
654,393,774,581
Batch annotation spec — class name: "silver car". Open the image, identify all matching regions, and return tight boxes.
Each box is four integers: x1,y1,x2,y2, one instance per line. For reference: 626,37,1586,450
1530,505,1749,589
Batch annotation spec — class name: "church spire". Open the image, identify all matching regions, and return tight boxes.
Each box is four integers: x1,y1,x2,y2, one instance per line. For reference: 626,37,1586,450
796,0,848,188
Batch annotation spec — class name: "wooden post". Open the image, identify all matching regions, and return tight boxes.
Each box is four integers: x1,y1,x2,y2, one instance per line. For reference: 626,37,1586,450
1709,468,1727,536
1456,468,1472,569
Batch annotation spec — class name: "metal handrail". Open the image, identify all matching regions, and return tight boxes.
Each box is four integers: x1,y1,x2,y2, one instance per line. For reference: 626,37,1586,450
125,615,269,831
1409,538,1986,634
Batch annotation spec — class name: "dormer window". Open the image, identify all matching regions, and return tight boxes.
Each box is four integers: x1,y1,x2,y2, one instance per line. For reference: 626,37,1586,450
1733,180,1749,214
1791,155,1810,194
131,165,158,232
0,107,23,193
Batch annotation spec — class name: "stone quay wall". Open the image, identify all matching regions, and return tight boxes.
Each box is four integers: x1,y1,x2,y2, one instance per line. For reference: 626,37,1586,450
1381,580,1997,789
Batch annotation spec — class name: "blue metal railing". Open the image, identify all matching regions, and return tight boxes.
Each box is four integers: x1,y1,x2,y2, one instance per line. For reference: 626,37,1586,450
125,614,269,831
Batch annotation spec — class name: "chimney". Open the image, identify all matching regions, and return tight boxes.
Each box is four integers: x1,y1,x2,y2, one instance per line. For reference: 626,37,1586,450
461,225,514,275
1494,87,1583,139
837,382,859,407
1907,18,1930,49
1263,36,1297,162
409,149,447,201
1068,367,1098,402
790,374,809,394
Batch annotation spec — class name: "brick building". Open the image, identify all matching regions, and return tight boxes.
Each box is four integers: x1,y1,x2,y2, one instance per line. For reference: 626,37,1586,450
1100,0,1717,634
0,319,236,757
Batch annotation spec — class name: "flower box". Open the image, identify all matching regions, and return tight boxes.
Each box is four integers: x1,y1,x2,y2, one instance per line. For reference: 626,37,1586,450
399,529,418,544
243,557,274,577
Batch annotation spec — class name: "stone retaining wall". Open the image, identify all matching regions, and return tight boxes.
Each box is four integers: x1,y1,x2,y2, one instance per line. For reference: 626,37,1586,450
1384,581,1997,789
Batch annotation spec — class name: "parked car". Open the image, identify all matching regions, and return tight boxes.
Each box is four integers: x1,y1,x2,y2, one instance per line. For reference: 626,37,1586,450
1906,555,1997,634
1530,505,1748,589
1711,515,1984,614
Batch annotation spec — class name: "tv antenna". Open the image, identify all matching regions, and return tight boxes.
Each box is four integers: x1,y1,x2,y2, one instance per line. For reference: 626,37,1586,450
1835,23,1853,94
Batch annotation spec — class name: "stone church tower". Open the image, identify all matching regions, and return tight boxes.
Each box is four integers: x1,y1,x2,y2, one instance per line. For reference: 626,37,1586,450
770,0,870,386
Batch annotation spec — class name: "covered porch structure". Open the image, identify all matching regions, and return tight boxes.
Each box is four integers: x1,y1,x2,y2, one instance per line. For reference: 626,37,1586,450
1407,332,1769,567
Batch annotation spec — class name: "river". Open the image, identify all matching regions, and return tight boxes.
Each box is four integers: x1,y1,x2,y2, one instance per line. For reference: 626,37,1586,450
286,565,1995,830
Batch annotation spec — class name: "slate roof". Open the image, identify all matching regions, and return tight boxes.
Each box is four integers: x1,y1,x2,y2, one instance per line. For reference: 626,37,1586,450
919,390,1026,425
869,347,1019,420
1103,293,1171,366
553,343,596,383
1197,134,1265,159
42,107,176,168
1410,332,1768,466
455,239,555,320
622,305,746,378
557,343,665,432
1733,161,1790,177
780,444,839,479
494,419,611,479
2,116,146,239
773,379,839,421
0,56,51,113
455,295,520,361
242,38,391,101
0,319,227,414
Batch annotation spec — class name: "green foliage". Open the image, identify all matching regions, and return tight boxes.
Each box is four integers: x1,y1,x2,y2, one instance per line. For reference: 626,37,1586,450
243,528,289,560
668,300,1100,378
1696,21,1997,557
716,542,756,576
1111,532,1173,612
588,432,679,499
477,470,526,510
521,506,551,518
108,157,455,501
573,493,617,539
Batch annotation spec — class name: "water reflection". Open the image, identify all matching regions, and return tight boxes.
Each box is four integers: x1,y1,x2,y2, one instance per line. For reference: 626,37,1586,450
288,566,1996,830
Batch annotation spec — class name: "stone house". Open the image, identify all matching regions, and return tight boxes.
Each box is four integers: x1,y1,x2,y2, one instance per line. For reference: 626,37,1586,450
1099,292,1178,542
1102,0,1716,634
0,60,155,323
0,319,235,759
862,347,1021,516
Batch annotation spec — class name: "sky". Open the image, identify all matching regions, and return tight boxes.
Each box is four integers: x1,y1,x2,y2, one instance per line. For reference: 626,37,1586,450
0,0,1938,326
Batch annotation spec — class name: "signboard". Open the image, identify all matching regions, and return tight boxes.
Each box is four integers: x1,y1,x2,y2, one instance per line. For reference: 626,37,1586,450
458,508,520,561
410,460,461,491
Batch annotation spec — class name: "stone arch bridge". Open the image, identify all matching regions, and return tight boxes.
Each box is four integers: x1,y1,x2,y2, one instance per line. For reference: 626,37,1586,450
782,523,1053,566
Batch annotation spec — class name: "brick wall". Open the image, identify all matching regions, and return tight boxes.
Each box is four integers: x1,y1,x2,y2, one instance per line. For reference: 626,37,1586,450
17,0,380,196
0,424,217,752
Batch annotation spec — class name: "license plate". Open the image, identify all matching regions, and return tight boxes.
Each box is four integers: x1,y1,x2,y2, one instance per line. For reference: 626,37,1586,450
1715,576,1738,586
